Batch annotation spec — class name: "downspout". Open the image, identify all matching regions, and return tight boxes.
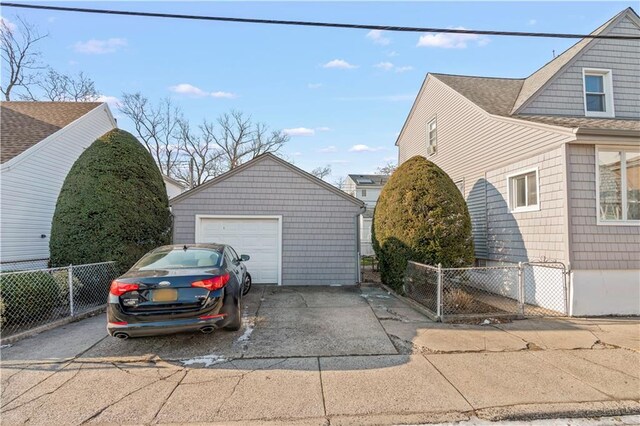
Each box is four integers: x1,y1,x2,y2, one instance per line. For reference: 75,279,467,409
356,204,366,284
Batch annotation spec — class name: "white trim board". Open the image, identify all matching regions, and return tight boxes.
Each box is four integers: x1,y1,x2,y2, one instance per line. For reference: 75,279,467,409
195,214,283,285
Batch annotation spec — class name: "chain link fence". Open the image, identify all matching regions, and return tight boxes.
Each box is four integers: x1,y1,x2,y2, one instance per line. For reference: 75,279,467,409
0,262,119,337
0,259,50,273
404,260,568,321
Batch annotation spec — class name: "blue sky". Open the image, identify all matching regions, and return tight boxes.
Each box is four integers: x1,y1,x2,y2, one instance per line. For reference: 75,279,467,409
2,1,636,181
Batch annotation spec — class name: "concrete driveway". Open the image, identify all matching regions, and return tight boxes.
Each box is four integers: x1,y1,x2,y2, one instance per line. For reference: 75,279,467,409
1,285,639,425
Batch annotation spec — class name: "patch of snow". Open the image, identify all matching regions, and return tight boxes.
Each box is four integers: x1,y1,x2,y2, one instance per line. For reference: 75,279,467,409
482,319,491,325
375,295,391,299
0,344,12,349
237,320,254,343
181,354,227,367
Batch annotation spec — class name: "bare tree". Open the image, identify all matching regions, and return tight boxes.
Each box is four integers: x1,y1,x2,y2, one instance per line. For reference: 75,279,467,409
173,119,224,188
311,164,332,180
376,161,397,175
28,68,99,101
119,93,182,176
1,16,47,101
202,110,289,170
333,176,347,190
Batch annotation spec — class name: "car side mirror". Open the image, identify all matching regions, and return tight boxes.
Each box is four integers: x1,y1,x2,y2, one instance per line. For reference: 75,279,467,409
240,254,250,261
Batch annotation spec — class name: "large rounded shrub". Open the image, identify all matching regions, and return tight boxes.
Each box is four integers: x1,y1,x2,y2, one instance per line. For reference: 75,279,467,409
373,156,474,290
49,129,172,273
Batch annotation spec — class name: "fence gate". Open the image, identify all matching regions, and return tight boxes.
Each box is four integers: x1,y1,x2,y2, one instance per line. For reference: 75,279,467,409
522,262,568,317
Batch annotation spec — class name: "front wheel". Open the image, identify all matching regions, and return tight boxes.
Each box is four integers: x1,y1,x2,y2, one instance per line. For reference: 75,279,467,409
242,273,252,296
224,298,242,331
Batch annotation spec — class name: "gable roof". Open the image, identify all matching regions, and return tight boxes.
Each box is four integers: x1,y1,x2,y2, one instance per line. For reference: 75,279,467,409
421,8,640,134
509,9,628,114
170,153,365,207
347,174,390,186
1,102,102,163
163,174,187,189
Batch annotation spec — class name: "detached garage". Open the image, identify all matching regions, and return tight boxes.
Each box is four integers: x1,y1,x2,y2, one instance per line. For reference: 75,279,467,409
170,154,365,286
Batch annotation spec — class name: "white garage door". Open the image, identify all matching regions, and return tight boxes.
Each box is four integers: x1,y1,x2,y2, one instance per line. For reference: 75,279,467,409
196,216,280,284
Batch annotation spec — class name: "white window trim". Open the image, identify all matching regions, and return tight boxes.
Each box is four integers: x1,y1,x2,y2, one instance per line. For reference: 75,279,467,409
595,146,640,226
506,167,541,213
194,214,284,285
426,116,437,156
583,68,615,118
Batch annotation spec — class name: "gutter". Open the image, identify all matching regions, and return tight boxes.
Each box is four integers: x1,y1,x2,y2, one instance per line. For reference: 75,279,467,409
574,127,640,138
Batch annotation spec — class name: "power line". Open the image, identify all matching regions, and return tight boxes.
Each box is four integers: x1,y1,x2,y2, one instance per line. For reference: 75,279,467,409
2,2,639,40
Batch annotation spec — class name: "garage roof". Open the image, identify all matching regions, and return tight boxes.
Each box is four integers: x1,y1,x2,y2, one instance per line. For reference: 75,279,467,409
170,153,365,207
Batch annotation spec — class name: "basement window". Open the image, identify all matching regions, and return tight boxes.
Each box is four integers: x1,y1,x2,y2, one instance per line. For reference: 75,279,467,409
507,168,539,213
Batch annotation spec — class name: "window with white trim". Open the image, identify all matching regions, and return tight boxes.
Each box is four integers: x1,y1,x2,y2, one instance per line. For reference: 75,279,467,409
583,69,614,117
426,118,437,155
454,179,465,195
361,189,367,197
508,169,539,212
597,148,640,223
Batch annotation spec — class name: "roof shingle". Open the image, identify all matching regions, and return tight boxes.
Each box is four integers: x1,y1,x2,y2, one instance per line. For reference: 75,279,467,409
1,102,101,163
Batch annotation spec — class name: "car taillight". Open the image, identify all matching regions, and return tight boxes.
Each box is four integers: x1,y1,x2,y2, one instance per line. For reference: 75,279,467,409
110,280,139,296
191,274,230,291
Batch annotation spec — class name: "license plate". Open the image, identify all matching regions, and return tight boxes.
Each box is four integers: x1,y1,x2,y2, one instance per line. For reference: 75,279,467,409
152,289,178,302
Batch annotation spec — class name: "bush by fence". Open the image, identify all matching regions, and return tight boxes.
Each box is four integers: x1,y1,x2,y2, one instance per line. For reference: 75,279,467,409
0,262,119,337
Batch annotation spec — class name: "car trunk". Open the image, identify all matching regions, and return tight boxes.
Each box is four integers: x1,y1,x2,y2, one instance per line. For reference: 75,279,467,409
118,269,222,316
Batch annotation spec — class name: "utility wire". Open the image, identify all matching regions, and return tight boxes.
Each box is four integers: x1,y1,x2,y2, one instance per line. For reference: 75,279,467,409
2,2,639,40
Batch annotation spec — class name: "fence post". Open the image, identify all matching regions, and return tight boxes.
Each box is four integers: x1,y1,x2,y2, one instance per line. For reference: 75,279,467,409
517,262,525,317
68,264,75,317
436,263,442,320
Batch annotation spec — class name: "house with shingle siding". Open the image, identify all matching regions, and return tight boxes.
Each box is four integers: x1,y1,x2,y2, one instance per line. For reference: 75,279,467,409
396,8,639,315
0,102,117,268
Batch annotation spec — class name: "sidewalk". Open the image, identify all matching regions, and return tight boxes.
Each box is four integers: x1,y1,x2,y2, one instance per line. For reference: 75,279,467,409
1,285,639,425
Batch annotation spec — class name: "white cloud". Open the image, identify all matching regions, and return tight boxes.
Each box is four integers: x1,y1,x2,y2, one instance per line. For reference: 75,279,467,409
395,66,414,73
318,145,337,153
170,83,207,97
366,30,391,46
349,144,384,153
211,91,236,99
323,59,358,69
0,16,16,31
417,27,489,49
169,84,236,99
330,159,349,164
528,19,537,26
308,83,323,89
292,152,303,157
374,62,394,71
96,95,120,108
315,127,331,132
74,38,127,54
283,127,315,137
387,50,399,57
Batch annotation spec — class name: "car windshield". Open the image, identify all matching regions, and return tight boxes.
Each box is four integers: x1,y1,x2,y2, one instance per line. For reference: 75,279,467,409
132,248,221,270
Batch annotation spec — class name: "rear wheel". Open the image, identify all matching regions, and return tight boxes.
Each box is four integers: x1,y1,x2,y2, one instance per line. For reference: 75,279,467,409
242,273,252,296
224,298,242,331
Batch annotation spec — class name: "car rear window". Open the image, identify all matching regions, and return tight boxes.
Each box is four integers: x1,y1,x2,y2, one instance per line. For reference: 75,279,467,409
132,249,221,270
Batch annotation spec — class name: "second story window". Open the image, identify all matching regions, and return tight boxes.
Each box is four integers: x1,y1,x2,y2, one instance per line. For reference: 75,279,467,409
361,189,367,197
583,69,614,118
427,117,437,155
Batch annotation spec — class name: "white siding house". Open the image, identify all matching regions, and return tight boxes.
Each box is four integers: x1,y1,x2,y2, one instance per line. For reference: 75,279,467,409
396,8,640,316
344,174,390,256
0,102,117,268
163,175,187,200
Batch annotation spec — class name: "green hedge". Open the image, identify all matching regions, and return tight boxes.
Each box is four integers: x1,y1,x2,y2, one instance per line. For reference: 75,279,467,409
373,156,474,290
0,271,61,326
49,129,172,273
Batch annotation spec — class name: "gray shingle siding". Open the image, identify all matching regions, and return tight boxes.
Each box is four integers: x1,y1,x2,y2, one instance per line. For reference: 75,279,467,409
485,147,567,264
170,156,363,286
567,144,640,270
521,16,640,118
